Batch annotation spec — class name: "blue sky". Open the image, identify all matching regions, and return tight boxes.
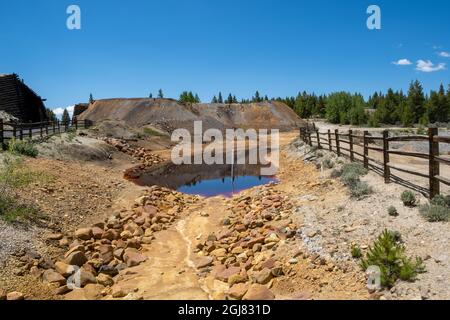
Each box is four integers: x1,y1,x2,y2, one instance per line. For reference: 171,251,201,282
0,0,449,114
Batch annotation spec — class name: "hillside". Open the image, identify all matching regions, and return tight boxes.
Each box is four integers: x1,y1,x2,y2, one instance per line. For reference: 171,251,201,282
77,98,305,132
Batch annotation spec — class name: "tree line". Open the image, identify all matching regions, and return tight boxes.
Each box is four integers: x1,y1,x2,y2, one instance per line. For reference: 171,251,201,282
274,80,450,127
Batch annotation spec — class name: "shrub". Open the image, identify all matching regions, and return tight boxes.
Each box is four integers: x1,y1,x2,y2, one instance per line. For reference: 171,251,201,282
143,127,165,137
0,186,41,223
329,168,342,178
0,155,53,188
401,190,417,207
351,244,362,258
360,230,425,288
7,138,38,158
388,206,398,217
321,158,334,169
349,181,373,199
430,194,450,207
419,204,450,222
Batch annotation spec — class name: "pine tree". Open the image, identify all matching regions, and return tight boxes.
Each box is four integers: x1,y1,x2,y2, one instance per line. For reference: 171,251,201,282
89,93,94,104
212,96,218,103
218,92,223,103
253,91,261,102
226,94,234,104
194,94,200,103
46,108,57,122
61,109,71,125
406,80,426,124
158,89,164,99
149,93,153,98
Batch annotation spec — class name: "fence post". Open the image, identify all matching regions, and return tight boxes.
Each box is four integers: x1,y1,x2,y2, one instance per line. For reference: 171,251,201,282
57,120,61,134
28,122,32,139
363,131,369,169
45,122,49,135
19,125,23,140
383,130,390,183
316,130,321,149
349,129,354,161
0,119,4,150
13,124,16,139
40,122,43,137
327,129,332,151
335,129,340,156
429,127,440,199
75,118,78,130
53,121,56,134
308,130,312,146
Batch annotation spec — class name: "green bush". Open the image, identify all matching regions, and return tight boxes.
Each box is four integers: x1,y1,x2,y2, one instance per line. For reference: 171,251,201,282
321,158,334,169
430,194,450,207
360,230,425,288
8,138,38,158
388,206,398,217
401,190,417,207
142,127,165,137
329,168,342,178
0,186,41,223
349,181,373,199
419,204,450,222
0,155,54,188
351,244,362,258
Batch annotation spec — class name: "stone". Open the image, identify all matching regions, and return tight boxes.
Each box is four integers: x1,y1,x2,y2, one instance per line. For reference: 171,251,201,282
102,229,119,241
43,269,66,286
215,266,241,282
91,227,104,240
72,268,97,287
6,292,24,301
123,249,147,267
193,256,214,269
75,228,93,240
254,268,273,284
97,273,114,287
65,251,88,267
210,248,227,258
228,283,249,300
45,233,63,241
83,284,105,300
120,230,133,240
98,265,119,277
228,274,247,285
264,233,280,244
99,245,114,264
55,261,77,277
242,284,275,300
0,288,7,300
288,258,298,265
112,287,127,298
56,285,71,295
113,248,125,260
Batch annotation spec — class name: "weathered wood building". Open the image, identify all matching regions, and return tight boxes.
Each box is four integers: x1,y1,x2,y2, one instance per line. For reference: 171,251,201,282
0,73,48,122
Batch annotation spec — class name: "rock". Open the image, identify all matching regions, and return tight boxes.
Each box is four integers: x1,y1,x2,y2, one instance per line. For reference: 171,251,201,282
56,285,71,295
6,292,24,301
288,258,298,265
193,256,214,269
45,233,63,241
120,230,133,240
290,291,312,300
210,248,227,258
55,261,77,277
254,268,273,285
83,284,105,300
113,248,125,260
65,251,88,267
264,233,280,244
98,265,119,277
0,288,6,300
99,245,114,264
97,273,114,287
112,287,127,298
43,269,66,286
228,283,249,300
75,228,93,240
215,266,241,282
242,284,275,300
123,249,147,267
78,268,97,287
102,229,119,241
91,227,104,240
228,274,247,285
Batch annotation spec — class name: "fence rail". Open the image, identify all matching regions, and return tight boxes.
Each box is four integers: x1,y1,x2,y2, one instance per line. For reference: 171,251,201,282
300,123,450,199
0,118,93,150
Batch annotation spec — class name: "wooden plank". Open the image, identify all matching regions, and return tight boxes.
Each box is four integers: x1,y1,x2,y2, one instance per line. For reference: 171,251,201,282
387,162,429,179
383,130,390,183
363,131,369,169
435,175,450,186
387,135,428,142
367,146,383,152
387,150,429,160
435,156,450,166
335,129,340,156
433,136,450,144
429,128,440,198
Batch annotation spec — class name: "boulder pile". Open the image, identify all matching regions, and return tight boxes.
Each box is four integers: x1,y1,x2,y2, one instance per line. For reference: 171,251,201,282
31,186,197,298
194,187,298,300
103,137,165,170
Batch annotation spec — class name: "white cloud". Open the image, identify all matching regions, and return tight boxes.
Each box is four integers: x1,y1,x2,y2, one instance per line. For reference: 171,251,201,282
52,105,75,118
392,59,412,66
438,51,450,58
416,60,446,73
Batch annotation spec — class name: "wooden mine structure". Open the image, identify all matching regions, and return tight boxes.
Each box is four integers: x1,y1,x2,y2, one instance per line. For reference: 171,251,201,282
0,73,48,123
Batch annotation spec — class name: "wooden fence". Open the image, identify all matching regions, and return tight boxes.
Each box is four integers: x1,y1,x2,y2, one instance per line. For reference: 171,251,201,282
0,118,93,150
300,123,450,199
